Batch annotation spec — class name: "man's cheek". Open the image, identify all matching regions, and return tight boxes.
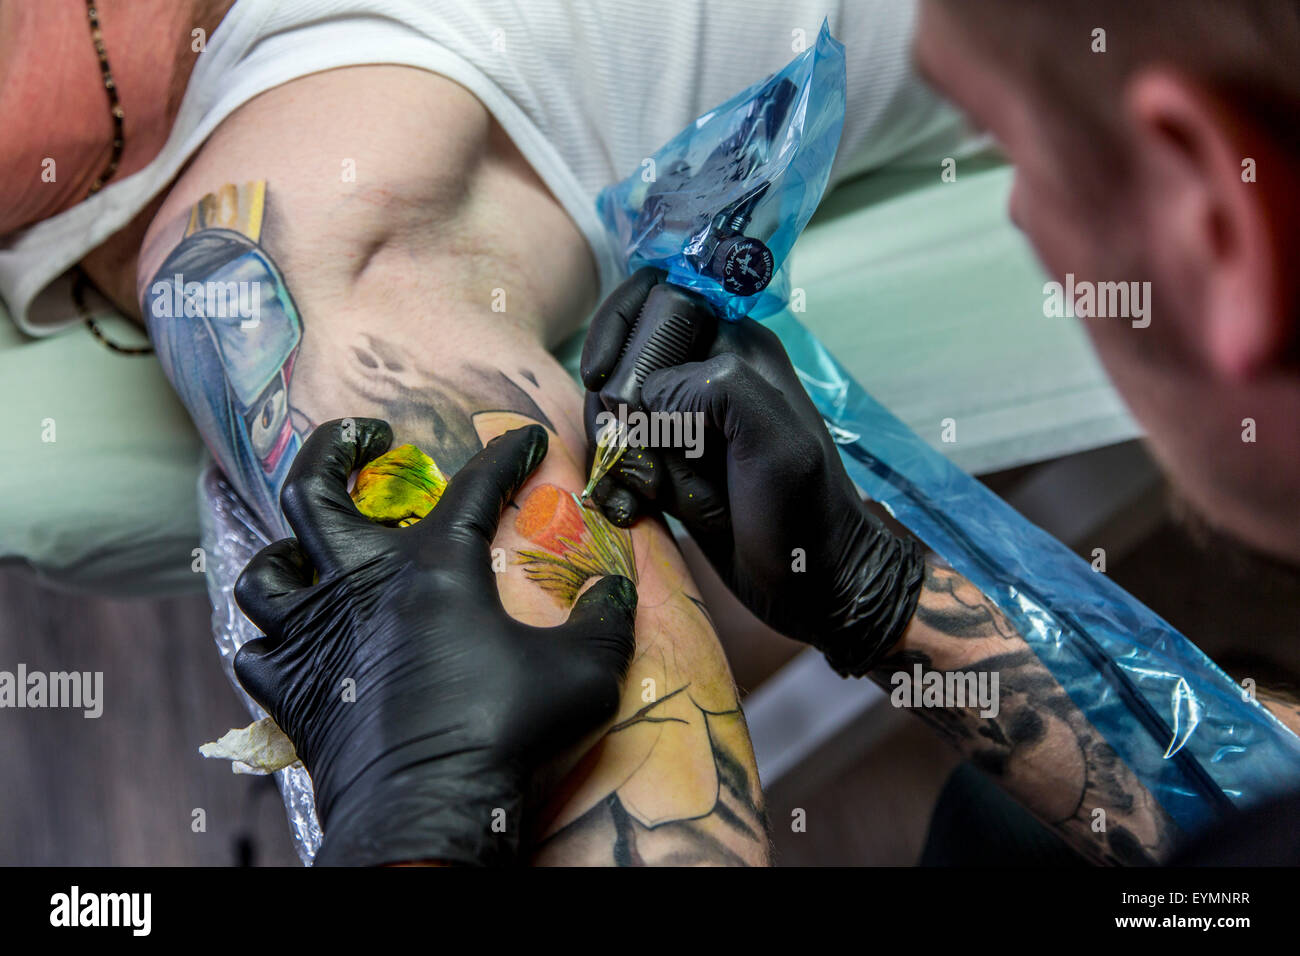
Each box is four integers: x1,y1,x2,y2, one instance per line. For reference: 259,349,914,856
1007,173,1028,232
1007,174,1071,268
1016,190,1096,282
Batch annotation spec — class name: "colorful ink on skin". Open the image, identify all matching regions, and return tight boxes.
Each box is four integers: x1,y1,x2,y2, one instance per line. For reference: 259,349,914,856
349,444,448,527
514,483,637,605
143,182,307,529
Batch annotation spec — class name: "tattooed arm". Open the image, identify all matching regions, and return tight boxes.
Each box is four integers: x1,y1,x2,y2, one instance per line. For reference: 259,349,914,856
137,66,767,865
870,555,1178,865
870,554,1300,865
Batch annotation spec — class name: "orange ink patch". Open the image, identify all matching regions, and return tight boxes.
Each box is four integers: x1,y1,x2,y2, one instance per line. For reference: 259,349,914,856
515,483,587,553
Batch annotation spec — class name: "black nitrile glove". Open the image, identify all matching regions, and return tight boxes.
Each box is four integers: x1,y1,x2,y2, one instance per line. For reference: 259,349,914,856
233,418,638,866
580,269,923,677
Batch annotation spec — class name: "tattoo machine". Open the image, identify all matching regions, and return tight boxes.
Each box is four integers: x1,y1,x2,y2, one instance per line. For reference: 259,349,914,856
584,24,847,500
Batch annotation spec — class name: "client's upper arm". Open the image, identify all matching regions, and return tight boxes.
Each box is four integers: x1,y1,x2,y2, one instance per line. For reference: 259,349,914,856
137,67,768,865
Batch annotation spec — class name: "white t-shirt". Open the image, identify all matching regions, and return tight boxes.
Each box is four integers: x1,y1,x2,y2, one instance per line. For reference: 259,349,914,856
0,0,968,336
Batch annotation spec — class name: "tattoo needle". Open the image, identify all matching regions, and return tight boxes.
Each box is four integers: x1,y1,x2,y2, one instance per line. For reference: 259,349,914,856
580,419,630,503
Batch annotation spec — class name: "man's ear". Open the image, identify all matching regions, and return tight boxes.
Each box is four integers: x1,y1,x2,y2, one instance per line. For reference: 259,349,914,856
1123,68,1298,380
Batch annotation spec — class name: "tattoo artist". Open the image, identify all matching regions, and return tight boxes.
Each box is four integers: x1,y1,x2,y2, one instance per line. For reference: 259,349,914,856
230,419,639,866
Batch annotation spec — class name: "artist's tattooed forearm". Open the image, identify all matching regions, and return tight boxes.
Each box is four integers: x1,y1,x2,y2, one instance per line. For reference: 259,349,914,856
873,555,1177,865
912,561,1019,640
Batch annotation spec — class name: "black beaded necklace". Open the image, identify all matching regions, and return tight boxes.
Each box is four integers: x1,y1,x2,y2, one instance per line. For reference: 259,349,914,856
85,1,124,196
76,0,153,356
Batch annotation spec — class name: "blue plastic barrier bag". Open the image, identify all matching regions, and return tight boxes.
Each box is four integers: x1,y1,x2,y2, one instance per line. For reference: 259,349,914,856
766,309,1300,836
595,20,1300,838
597,21,845,322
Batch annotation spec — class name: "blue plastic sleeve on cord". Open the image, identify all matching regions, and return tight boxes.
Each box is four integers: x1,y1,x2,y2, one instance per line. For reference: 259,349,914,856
595,20,1300,837
597,22,845,322
759,310,1300,835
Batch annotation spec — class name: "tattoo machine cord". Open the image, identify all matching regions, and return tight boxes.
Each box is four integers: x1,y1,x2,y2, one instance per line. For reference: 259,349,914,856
587,26,845,500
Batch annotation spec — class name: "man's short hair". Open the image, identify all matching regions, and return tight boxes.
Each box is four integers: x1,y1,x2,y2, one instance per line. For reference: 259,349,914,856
936,0,1300,177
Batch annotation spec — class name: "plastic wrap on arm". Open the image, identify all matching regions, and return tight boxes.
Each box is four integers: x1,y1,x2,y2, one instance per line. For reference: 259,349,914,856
197,462,322,865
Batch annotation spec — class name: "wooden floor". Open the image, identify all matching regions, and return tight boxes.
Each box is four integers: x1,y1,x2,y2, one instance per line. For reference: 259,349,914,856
0,570,299,866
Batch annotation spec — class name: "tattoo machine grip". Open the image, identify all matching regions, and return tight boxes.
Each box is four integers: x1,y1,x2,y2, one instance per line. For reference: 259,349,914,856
598,284,718,413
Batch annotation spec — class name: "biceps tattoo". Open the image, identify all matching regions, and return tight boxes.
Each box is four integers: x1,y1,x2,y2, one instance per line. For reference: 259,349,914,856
142,182,306,528
141,181,549,532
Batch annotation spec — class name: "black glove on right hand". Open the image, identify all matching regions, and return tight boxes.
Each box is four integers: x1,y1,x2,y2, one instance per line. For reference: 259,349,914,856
580,269,925,676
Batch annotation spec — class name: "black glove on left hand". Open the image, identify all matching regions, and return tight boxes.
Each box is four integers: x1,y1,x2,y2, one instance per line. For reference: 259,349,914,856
233,418,638,867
